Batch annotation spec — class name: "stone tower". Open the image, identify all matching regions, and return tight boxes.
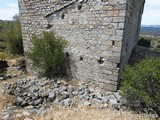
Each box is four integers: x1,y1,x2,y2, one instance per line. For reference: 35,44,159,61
18,0,145,91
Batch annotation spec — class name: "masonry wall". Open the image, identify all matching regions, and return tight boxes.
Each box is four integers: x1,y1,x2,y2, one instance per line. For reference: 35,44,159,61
18,0,144,91
120,0,145,69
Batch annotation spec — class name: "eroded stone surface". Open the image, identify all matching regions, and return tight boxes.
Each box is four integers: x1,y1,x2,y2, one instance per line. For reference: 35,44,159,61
18,0,145,91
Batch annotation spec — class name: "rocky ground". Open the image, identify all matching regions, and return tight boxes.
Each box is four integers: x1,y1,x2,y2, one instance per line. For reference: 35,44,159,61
0,75,155,120
0,47,159,120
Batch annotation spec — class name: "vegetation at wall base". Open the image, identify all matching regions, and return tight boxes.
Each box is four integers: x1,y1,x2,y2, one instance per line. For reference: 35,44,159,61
120,58,160,117
137,38,151,48
0,52,15,60
1,15,23,55
27,32,68,78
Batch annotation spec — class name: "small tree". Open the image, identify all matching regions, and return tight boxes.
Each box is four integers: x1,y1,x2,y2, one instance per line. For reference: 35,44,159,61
2,15,23,55
27,32,67,78
121,58,160,116
138,38,151,48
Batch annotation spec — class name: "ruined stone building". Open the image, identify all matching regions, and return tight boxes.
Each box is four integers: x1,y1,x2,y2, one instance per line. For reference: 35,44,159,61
18,0,145,91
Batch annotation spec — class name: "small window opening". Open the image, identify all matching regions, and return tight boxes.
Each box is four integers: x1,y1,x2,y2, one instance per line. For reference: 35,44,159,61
61,14,65,19
80,56,83,61
78,5,82,10
112,41,115,46
98,57,104,64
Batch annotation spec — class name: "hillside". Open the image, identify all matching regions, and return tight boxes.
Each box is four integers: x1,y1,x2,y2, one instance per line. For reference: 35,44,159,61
140,25,160,36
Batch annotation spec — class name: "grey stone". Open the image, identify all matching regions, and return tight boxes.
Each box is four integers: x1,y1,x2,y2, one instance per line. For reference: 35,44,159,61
24,118,33,120
23,92,28,96
33,92,39,97
17,97,23,103
109,98,118,105
83,94,90,101
48,91,56,102
34,99,43,106
83,101,91,106
107,94,118,105
119,97,128,105
0,77,4,80
102,96,109,103
21,101,28,106
23,110,30,116
6,74,12,79
37,81,47,87
16,114,23,118
95,93,102,100
25,105,34,110
107,94,116,100
63,98,72,107
28,109,38,114
29,86,39,92
53,98,61,105
2,114,10,119
13,74,18,77
58,94,69,101
113,92,122,102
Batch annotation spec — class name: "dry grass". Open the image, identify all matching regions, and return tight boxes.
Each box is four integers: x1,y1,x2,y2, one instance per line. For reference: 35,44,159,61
0,82,15,115
0,87,154,120
32,107,153,120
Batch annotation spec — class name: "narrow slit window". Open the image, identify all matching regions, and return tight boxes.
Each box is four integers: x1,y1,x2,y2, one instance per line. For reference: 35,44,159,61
112,41,115,46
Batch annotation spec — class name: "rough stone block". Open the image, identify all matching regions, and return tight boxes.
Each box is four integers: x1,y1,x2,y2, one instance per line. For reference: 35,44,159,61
102,6,113,11
113,17,125,23
107,10,119,17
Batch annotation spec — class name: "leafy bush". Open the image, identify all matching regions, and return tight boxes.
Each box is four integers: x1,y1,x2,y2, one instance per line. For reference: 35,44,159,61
138,38,151,47
121,58,160,116
27,32,67,78
2,15,23,55
0,52,14,60
157,45,160,48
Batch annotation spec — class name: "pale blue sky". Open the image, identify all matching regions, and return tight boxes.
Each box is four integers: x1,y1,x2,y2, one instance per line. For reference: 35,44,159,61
0,0,160,25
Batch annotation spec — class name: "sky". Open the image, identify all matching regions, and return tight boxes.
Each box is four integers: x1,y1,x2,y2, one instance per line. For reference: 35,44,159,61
0,0,160,25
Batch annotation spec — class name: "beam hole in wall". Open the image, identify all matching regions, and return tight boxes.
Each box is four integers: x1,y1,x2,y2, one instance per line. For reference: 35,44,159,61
98,57,104,64
61,13,65,19
66,52,70,57
117,63,120,68
46,24,52,29
77,4,82,10
80,56,83,61
101,0,108,2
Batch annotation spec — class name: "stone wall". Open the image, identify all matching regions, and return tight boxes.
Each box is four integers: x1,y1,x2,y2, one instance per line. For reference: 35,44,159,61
18,0,145,91
120,0,145,70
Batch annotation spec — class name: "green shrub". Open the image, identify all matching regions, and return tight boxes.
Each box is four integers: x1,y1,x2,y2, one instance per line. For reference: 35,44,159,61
121,58,160,116
138,38,151,47
2,15,23,55
157,45,160,48
0,52,14,60
27,32,67,78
